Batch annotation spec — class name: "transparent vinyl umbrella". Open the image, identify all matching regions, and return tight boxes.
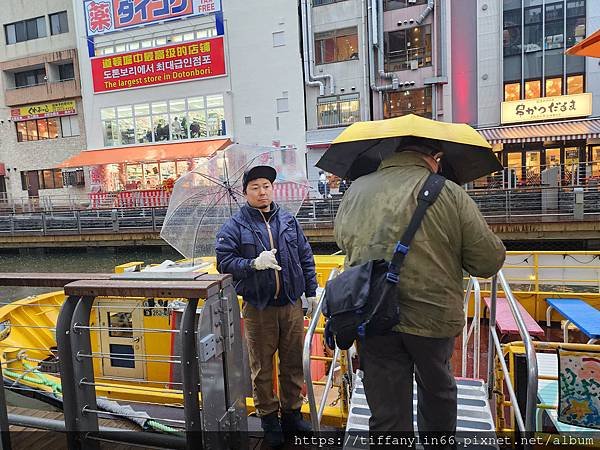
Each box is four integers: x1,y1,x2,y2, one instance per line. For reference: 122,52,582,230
160,144,310,259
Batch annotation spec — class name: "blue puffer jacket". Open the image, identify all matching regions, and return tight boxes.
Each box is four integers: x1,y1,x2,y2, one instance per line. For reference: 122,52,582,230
215,203,318,310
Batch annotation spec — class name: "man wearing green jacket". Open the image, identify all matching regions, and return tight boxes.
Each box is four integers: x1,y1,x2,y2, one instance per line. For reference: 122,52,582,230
334,145,505,445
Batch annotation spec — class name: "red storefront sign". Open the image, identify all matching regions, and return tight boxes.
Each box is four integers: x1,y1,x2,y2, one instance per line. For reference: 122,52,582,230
91,36,226,93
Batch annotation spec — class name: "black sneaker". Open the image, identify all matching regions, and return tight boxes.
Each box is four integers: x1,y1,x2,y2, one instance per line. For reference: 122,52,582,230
281,409,312,434
260,412,284,448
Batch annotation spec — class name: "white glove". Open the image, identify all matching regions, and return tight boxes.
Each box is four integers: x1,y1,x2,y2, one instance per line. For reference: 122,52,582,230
253,249,281,271
305,296,319,318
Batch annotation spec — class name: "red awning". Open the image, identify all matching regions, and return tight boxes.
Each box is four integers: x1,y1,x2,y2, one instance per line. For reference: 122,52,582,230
58,139,231,168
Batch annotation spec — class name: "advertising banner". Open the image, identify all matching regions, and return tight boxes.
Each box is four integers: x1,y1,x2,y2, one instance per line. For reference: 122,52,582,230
501,93,592,124
91,36,226,93
10,100,77,121
84,0,221,36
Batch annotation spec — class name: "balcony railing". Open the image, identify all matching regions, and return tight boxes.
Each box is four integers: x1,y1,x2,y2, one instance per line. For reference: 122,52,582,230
385,47,431,72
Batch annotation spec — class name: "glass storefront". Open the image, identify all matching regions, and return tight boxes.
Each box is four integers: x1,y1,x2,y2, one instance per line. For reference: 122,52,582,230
93,159,199,192
101,95,225,147
500,141,590,187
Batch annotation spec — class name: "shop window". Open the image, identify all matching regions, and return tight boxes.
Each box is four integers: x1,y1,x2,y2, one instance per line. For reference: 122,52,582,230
385,25,432,72
314,28,359,65
14,68,46,88
524,80,541,99
564,147,579,184
507,152,522,184
49,11,68,35
15,118,59,142
567,74,584,94
590,146,600,178
383,87,432,119
384,0,427,10
101,95,225,147
545,77,562,97
20,168,63,190
525,151,541,185
546,148,560,167
317,94,360,128
504,82,520,101
62,169,85,187
4,16,46,44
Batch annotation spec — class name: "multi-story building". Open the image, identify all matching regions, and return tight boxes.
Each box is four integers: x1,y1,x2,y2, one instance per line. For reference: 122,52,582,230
2,0,599,203
476,0,600,187
304,0,477,181
59,0,307,199
0,0,87,202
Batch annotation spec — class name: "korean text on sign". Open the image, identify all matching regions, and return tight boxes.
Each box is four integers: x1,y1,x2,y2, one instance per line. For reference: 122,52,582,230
91,36,226,93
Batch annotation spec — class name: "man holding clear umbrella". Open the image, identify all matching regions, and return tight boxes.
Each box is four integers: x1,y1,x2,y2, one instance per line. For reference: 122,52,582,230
215,165,318,448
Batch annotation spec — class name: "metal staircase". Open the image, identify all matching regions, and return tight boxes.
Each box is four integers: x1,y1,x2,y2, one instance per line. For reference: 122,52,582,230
343,373,497,450
304,271,539,450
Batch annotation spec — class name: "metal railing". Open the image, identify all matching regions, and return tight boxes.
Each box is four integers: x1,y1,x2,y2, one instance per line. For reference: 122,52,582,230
303,269,350,432
1,184,599,238
486,270,539,445
461,276,482,379
0,272,248,450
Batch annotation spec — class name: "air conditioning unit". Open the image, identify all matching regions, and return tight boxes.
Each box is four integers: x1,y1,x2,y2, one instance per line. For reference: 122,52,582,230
410,60,418,70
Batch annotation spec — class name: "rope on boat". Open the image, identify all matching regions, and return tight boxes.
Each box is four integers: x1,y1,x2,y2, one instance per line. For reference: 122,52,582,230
3,358,182,435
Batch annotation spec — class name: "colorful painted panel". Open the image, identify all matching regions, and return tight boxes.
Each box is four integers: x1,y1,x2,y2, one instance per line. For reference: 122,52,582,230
558,349,600,429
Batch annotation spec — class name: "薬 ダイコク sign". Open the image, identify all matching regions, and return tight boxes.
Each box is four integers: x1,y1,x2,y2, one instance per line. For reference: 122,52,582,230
84,0,221,36
90,36,226,93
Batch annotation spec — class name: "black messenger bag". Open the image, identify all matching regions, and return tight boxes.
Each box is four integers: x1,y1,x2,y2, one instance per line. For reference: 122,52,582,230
323,174,445,350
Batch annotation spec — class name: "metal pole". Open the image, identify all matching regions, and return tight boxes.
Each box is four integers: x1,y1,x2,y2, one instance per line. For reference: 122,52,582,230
0,376,12,450
56,295,83,450
180,298,202,450
487,275,498,399
7,414,185,449
70,295,100,449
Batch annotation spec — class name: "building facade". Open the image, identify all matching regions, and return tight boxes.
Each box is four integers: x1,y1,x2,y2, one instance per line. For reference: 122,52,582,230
1,0,600,203
65,0,307,199
0,0,87,202
476,0,600,188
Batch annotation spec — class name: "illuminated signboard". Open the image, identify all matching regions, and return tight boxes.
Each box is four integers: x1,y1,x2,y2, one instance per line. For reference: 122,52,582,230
10,100,77,121
84,0,221,36
501,93,592,124
90,36,226,93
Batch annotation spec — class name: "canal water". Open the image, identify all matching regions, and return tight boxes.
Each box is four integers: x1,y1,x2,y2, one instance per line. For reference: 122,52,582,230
0,247,182,304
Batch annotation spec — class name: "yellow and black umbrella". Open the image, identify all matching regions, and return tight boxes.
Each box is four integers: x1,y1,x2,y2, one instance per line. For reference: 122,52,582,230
566,29,600,58
316,114,501,185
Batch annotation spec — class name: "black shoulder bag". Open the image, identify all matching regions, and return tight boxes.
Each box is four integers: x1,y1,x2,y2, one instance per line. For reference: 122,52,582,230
323,173,446,350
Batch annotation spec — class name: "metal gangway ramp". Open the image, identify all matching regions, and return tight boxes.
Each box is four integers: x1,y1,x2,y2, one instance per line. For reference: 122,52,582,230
304,271,540,450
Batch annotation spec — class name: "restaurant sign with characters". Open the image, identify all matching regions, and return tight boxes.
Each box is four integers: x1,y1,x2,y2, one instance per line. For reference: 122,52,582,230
501,93,592,125
91,36,226,93
10,101,77,122
84,0,221,36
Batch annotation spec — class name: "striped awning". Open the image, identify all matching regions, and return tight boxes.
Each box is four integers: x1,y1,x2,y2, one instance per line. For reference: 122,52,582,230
478,118,600,144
